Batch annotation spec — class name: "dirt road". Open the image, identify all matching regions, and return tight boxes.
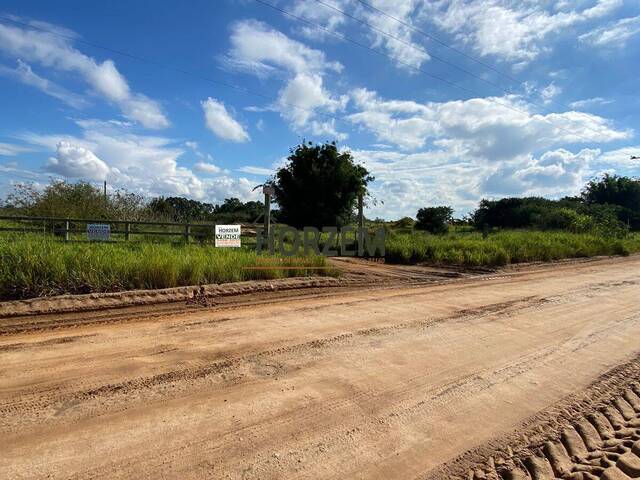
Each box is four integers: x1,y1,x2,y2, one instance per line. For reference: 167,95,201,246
2,256,640,479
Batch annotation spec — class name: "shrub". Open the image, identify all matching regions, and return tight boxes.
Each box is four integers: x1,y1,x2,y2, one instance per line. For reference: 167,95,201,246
415,206,453,234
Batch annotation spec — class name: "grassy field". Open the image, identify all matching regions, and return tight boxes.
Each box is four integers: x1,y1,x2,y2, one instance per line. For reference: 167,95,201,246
0,235,336,300
385,230,640,267
2,228,639,300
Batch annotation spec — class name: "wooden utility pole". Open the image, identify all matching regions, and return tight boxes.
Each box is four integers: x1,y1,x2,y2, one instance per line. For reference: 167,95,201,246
263,185,274,241
357,193,364,250
103,181,107,200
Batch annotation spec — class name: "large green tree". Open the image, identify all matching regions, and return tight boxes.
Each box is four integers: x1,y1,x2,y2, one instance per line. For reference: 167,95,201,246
582,174,640,229
268,142,373,228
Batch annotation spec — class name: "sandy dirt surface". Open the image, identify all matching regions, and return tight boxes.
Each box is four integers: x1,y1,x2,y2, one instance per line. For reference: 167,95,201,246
1,256,640,479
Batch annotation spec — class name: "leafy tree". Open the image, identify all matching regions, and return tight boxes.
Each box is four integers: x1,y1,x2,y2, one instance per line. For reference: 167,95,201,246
267,141,373,228
415,206,453,234
148,196,216,222
582,174,640,229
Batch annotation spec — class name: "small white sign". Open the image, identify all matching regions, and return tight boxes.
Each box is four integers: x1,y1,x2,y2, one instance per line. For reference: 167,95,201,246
87,223,111,241
215,224,241,247
263,185,275,196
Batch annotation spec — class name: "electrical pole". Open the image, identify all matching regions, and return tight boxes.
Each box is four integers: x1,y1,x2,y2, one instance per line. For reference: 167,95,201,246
263,185,274,241
357,193,364,251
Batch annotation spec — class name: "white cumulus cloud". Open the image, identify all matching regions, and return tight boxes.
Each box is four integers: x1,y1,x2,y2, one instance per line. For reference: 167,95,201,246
225,19,342,76
348,88,630,153
423,0,622,63
18,120,260,204
201,98,250,143
45,141,110,181
194,161,222,174
224,19,347,140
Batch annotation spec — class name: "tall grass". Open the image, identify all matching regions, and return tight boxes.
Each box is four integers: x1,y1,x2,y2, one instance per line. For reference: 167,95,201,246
0,235,336,300
385,230,640,267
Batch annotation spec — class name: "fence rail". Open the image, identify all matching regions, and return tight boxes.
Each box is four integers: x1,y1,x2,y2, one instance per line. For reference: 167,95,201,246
0,215,258,242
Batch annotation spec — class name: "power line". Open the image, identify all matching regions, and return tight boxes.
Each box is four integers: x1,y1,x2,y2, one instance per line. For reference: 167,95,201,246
253,0,610,145
312,0,513,96
1,11,610,145
313,0,581,116
353,0,521,85
0,15,343,127
352,0,581,113
0,10,620,177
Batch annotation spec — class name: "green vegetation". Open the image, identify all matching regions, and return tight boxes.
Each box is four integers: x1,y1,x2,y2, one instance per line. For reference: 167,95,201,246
1,169,639,298
390,175,640,267
415,206,453,234
267,141,373,228
583,174,640,230
147,196,265,223
1,180,265,224
0,235,336,300
385,230,640,267
469,175,640,235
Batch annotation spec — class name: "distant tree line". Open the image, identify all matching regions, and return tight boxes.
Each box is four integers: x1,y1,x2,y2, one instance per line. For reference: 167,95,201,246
0,180,266,224
2,159,638,238
415,174,640,236
147,196,265,223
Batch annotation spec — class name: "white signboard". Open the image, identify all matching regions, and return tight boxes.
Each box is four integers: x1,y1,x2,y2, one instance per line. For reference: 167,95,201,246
215,224,241,247
87,224,111,241
263,185,275,196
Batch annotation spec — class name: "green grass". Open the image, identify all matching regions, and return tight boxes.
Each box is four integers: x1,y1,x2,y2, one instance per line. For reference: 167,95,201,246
0,235,337,300
385,230,640,267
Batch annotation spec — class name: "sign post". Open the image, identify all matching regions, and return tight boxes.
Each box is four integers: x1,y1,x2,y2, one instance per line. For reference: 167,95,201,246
263,185,275,242
357,193,364,251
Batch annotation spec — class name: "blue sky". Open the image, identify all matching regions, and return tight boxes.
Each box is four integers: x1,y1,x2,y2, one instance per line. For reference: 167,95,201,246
0,0,639,219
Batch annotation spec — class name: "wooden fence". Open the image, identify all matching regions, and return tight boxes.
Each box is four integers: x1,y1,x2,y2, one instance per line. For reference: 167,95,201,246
0,215,258,243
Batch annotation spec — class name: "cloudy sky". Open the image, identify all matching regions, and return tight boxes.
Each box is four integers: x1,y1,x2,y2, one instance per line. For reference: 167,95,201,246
0,0,639,219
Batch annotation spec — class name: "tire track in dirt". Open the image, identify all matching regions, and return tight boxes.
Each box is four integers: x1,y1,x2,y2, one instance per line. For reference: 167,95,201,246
427,359,640,480
0,281,441,336
2,275,635,434
68,311,640,480
0,297,543,433
69,344,572,479
4,256,640,479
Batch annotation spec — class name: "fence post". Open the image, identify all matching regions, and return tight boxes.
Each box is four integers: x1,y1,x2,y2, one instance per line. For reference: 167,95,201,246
184,224,191,243
64,220,70,242
125,222,131,241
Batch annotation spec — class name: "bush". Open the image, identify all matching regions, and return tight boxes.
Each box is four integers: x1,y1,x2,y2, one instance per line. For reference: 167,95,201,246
415,206,453,234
